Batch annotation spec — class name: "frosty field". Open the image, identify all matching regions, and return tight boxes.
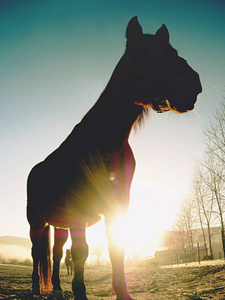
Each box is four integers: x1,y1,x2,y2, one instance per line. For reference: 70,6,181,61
1,263,225,299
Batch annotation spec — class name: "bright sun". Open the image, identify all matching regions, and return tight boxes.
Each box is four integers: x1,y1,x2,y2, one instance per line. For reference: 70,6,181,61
62,212,150,260
62,176,182,260
85,214,148,259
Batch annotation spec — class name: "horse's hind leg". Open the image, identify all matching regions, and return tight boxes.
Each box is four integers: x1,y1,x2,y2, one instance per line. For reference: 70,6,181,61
30,227,46,295
27,204,47,295
52,228,68,297
70,224,89,300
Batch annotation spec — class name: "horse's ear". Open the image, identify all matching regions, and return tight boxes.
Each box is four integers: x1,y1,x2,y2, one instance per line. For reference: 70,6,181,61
155,24,169,44
126,16,143,41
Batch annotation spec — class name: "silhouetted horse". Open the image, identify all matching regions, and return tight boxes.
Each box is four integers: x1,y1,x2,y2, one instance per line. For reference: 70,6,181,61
27,17,202,300
65,249,73,275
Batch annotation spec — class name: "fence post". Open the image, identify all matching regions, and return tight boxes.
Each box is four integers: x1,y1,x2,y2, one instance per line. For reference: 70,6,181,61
176,253,179,266
197,243,200,265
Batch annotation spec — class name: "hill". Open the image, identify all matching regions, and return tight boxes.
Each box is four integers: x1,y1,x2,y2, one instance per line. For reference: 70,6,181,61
0,236,31,247
0,236,31,260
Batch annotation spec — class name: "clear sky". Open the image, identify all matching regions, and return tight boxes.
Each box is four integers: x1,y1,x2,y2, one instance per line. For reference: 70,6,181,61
1,0,225,255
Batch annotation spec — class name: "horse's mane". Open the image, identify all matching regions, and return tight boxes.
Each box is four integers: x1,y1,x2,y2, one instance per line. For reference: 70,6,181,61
134,107,150,132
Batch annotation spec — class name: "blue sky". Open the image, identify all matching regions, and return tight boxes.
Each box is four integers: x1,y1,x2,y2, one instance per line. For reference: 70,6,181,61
1,0,225,251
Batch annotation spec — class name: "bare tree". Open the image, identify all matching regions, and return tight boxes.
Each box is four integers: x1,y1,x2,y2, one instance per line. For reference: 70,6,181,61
181,198,196,250
130,246,147,262
165,100,225,261
200,152,225,257
163,230,178,250
91,245,105,265
203,100,225,168
200,99,225,258
192,164,216,259
173,198,196,251
172,212,189,250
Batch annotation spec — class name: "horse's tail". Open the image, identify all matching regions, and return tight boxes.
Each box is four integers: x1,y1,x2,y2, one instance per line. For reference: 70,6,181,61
40,225,52,294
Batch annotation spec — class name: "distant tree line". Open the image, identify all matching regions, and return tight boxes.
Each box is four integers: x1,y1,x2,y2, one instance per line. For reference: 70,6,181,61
164,99,225,260
0,257,32,266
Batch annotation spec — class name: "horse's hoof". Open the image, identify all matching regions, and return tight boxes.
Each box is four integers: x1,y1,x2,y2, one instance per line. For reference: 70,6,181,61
74,296,88,300
52,289,64,299
32,287,41,295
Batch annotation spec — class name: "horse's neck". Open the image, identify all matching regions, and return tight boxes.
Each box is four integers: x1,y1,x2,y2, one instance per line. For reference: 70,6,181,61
80,56,143,144
46,56,143,162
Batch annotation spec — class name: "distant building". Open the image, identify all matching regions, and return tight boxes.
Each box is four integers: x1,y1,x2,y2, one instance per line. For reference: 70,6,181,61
163,226,224,261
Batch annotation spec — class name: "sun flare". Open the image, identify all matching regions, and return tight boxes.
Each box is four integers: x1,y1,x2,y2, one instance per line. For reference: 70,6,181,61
57,176,181,263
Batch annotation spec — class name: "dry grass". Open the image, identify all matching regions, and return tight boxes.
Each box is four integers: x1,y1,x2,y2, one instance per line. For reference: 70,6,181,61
1,263,225,299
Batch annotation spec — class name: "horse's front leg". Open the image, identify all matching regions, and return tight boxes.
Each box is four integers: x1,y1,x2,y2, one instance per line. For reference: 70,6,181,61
52,228,69,299
70,224,89,300
105,218,132,300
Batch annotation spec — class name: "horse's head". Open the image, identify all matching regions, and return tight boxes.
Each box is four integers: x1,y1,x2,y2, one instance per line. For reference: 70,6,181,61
124,17,202,113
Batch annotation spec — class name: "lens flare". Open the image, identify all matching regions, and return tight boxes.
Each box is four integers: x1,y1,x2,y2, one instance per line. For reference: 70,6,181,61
109,214,129,247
